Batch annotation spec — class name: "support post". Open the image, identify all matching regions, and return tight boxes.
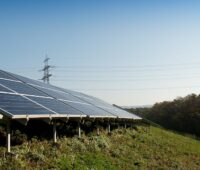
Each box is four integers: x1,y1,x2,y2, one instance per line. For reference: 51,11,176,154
53,122,57,143
6,120,11,153
108,123,111,133
124,123,127,129
78,122,81,138
97,121,100,135
118,123,120,129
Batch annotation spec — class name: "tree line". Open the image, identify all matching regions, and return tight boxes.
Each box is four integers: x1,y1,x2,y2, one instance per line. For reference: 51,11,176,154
127,94,200,137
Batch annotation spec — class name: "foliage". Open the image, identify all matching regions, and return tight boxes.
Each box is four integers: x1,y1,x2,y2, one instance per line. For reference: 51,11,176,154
127,93,200,137
0,126,199,169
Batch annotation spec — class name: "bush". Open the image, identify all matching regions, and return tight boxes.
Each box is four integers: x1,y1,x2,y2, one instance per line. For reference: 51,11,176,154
12,130,27,145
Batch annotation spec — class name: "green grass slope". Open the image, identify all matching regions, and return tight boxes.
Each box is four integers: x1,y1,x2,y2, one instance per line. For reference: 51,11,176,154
0,126,200,170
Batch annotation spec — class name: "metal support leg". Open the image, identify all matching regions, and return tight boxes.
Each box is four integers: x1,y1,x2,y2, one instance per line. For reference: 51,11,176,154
6,120,11,153
108,123,111,133
124,123,127,129
78,122,81,138
53,122,57,143
97,121,100,135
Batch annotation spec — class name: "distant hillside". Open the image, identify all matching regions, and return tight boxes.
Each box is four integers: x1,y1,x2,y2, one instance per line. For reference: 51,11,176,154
122,105,152,109
127,94,200,137
0,125,200,169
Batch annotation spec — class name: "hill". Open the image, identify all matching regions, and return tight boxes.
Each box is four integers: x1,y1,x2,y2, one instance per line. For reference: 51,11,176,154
127,94,200,137
0,125,200,169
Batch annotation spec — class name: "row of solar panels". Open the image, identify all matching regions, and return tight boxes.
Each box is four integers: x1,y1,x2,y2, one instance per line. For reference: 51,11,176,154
0,70,141,120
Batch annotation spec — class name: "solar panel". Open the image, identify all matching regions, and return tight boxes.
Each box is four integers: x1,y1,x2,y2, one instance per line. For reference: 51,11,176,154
27,86,116,118
82,95,140,119
27,96,84,117
60,100,116,118
0,70,19,81
8,71,62,91
0,70,141,120
0,84,13,92
3,72,117,118
0,93,56,118
0,79,49,97
56,88,140,119
31,85,85,103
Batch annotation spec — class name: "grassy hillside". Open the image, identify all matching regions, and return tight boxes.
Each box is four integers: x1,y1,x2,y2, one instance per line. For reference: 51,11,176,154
0,125,200,170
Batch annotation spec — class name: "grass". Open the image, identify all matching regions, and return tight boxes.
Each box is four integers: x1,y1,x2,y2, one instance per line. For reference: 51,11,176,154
0,125,200,169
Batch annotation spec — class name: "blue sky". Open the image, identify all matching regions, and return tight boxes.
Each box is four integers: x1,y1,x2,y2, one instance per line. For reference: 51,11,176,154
1,0,200,106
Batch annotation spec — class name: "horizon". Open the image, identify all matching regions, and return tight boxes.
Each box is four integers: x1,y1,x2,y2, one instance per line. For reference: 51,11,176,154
1,0,200,106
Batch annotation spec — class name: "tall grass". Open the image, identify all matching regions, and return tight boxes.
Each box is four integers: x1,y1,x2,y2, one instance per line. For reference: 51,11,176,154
0,125,199,169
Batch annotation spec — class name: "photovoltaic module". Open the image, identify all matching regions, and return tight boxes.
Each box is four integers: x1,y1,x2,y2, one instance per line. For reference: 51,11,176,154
0,70,141,120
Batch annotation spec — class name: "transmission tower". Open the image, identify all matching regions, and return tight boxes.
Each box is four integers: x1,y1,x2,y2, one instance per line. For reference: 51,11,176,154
41,55,54,84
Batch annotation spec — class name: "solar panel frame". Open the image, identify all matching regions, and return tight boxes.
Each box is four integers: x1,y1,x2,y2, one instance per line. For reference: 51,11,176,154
0,70,141,120
56,88,141,119
27,96,85,117
0,70,19,81
26,85,117,118
60,99,116,118
0,93,58,118
81,93,141,119
0,79,50,98
0,84,13,93
4,73,117,118
0,70,88,118
30,85,87,103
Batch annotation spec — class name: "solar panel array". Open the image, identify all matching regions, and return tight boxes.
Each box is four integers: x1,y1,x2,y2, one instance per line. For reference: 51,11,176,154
0,70,141,120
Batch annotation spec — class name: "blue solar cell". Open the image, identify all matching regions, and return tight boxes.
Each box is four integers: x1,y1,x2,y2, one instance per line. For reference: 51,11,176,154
28,97,83,116
0,70,19,81
0,79,49,97
1,70,141,120
7,73,116,117
31,87,116,117
59,89,139,119
7,72,88,102
0,84,13,92
0,93,55,116
61,100,115,117
32,86,85,103
8,72,61,91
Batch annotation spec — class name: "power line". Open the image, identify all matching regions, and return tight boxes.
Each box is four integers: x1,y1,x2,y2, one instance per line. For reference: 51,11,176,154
70,85,200,91
54,65,200,72
53,72,200,78
2,62,200,73
52,75,200,82
57,62,200,69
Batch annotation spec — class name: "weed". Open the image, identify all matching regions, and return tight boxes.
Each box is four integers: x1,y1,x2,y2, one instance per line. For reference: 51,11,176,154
0,126,199,169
